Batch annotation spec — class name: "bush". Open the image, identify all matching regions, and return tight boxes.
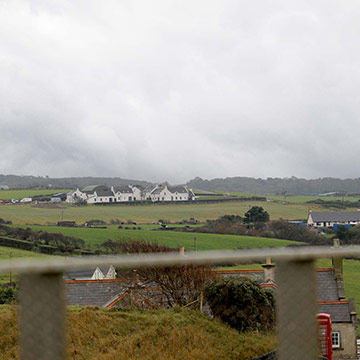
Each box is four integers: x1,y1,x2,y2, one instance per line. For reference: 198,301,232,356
244,206,270,224
204,277,275,332
0,285,17,304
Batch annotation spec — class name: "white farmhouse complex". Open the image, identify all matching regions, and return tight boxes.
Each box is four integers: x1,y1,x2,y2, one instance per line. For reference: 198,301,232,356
146,183,193,202
307,210,360,228
66,182,194,204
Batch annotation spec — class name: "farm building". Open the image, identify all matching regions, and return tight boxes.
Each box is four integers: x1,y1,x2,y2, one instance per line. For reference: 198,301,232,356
66,183,195,204
307,211,360,228
111,185,142,202
146,183,195,202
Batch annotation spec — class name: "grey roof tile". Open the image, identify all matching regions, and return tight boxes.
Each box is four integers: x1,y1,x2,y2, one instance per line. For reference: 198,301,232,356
310,211,360,222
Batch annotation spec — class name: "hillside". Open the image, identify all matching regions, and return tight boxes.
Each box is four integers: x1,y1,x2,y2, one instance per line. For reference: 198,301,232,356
187,176,360,195
0,175,152,190
0,306,276,359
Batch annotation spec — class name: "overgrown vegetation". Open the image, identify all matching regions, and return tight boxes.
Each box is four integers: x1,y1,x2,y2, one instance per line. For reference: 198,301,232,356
306,198,360,209
0,223,92,255
195,217,326,245
0,306,276,359
0,285,17,304
204,277,275,332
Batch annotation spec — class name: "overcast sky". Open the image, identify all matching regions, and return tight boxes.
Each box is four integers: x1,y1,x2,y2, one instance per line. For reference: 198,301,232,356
1,1,360,183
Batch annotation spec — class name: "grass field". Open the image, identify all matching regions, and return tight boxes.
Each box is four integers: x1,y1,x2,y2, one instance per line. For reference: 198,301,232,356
10,224,303,251
228,192,360,204
0,200,326,225
0,306,276,359
0,189,69,200
0,246,56,283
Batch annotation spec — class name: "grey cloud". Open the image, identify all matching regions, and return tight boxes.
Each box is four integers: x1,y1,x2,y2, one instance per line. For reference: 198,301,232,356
1,1,360,183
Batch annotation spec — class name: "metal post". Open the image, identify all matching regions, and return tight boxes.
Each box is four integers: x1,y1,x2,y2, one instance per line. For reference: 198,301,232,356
9,252,12,287
277,260,318,360
19,272,66,360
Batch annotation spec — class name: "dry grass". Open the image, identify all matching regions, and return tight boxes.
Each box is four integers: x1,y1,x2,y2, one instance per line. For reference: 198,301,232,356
0,306,276,360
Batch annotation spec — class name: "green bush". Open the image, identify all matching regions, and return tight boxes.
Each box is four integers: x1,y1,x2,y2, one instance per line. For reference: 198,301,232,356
0,286,17,304
204,277,275,332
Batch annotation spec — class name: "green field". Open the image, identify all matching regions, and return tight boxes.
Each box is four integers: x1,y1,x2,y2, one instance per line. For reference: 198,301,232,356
0,189,69,200
10,224,303,251
0,246,56,283
0,200,326,225
228,192,360,204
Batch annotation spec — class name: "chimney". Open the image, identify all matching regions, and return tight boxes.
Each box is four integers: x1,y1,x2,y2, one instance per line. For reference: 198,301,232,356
261,256,276,284
332,238,345,299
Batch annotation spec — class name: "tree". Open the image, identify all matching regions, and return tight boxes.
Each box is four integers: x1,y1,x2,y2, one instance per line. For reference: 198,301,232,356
244,206,269,223
204,277,275,332
107,240,216,307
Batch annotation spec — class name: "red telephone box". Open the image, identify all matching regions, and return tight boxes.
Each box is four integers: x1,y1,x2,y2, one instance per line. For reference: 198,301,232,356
317,313,333,360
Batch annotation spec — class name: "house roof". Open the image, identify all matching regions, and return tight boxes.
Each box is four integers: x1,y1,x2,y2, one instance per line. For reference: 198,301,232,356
81,185,99,193
113,186,133,194
318,302,351,322
65,280,134,306
309,211,360,223
95,189,114,197
168,186,188,194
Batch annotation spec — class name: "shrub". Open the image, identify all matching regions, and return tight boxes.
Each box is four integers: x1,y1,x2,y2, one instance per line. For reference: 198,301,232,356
204,277,275,332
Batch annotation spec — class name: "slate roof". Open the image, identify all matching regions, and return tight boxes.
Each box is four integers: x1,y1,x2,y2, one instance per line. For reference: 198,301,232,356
316,270,339,301
113,186,133,194
318,303,351,323
95,189,114,197
66,280,133,306
81,185,99,193
167,186,188,193
309,211,360,222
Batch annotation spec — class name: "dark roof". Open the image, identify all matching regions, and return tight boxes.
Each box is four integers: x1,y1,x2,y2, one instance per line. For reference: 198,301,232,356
113,186,132,194
95,189,113,197
316,270,339,301
309,211,360,222
66,280,133,306
81,185,99,193
168,186,188,193
318,303,351,322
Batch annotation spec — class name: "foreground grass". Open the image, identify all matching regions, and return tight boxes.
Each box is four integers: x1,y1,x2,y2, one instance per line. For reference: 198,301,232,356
9,224,303,250
0,306,276,360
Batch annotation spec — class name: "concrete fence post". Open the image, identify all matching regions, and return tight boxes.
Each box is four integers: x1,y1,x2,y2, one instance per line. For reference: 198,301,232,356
19,272,66,360
277,259,318,360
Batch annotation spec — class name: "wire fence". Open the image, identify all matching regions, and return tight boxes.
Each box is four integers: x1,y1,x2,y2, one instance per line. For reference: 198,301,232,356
2,245,359,360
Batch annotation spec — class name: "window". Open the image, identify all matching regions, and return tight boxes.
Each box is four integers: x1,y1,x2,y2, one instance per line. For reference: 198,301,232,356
332,332,340,349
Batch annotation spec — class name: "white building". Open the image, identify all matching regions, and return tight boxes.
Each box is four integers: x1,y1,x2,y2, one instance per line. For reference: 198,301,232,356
307,210,360,228
112,186,137,202
66,183,194,204
148,183,194,202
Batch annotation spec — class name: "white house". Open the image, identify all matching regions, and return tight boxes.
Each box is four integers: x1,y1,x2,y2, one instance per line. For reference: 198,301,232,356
87,188,116,204
111,186,135,202
148,183,193,202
